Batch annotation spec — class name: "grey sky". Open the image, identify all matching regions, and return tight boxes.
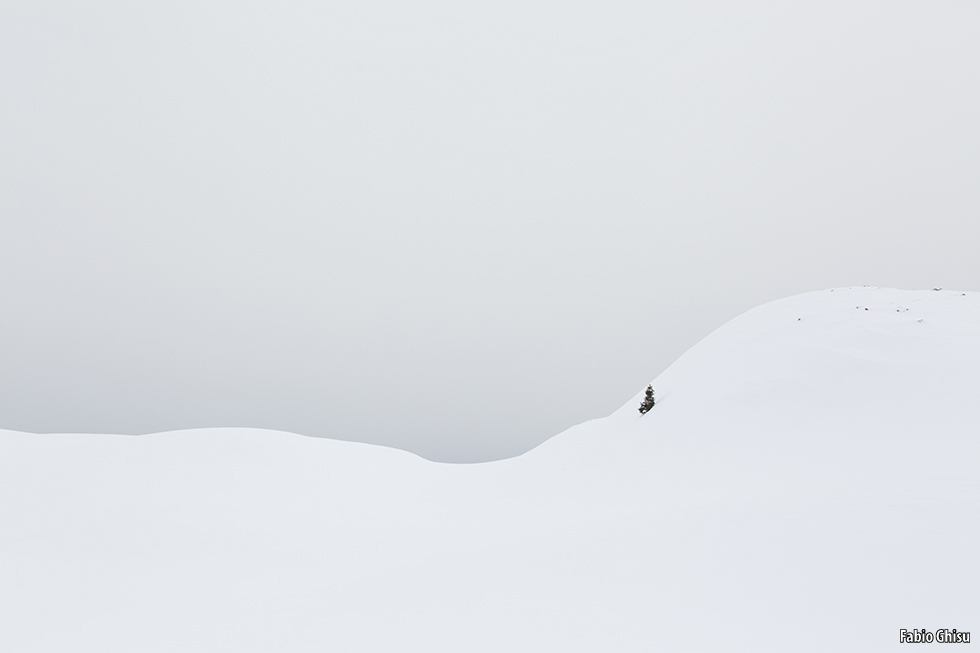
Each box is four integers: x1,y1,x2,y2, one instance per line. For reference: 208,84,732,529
2,0,978,461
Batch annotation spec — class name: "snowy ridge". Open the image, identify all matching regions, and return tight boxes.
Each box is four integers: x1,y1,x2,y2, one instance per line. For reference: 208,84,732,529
1,287,977,652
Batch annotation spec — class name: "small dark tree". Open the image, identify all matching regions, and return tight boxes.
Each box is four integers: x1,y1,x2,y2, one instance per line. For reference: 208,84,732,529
638,385,655,415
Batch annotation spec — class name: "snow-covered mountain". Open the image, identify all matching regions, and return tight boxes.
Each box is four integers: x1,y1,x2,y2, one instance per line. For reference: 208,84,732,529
2,287,976,652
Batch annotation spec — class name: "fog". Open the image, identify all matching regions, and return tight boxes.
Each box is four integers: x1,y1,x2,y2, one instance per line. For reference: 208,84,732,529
2,0,978,461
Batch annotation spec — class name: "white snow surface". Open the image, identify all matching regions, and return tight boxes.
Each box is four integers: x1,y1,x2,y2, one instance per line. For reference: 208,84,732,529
1,287,977,652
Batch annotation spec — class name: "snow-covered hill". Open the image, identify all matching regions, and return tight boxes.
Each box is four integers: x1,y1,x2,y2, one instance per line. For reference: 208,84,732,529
1,287,976,652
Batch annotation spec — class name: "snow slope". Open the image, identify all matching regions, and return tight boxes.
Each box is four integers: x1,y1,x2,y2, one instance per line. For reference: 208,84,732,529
1,287,977,652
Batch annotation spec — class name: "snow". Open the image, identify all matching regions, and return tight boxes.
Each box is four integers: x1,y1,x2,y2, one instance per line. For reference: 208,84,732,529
1,287,976,652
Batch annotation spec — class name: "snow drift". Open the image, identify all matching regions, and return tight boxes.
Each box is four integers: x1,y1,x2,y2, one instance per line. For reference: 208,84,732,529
1,287,976,652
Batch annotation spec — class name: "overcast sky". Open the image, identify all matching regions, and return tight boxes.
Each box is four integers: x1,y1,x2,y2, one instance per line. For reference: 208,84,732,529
2,0,978,461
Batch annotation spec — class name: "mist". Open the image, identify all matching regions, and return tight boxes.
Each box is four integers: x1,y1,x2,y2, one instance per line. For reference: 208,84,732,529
1,0,978,461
